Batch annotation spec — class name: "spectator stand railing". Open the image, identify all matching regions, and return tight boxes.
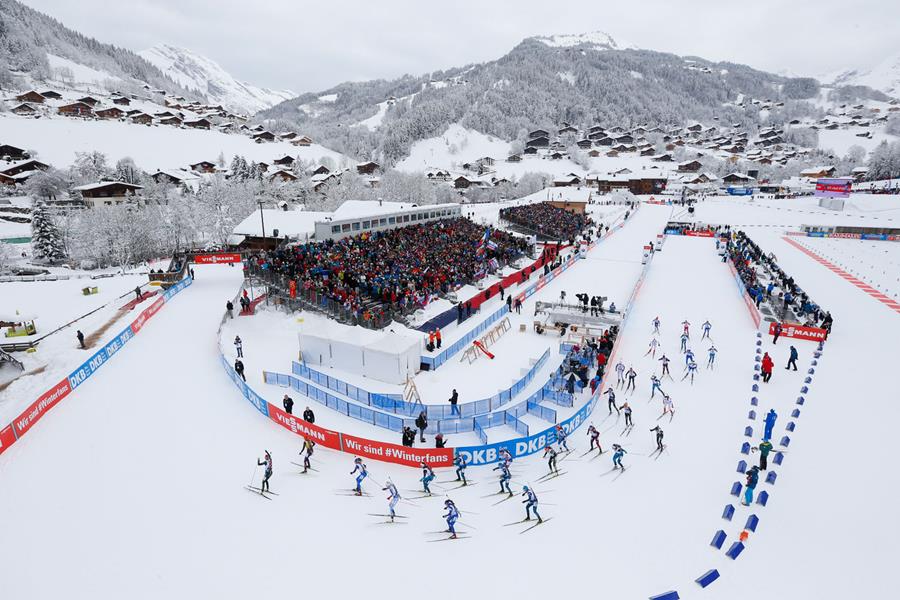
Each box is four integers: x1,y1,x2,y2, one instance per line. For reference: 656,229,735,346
261,348,559,439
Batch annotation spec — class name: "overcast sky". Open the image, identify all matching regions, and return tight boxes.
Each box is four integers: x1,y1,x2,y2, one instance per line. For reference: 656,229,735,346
22,0,900,94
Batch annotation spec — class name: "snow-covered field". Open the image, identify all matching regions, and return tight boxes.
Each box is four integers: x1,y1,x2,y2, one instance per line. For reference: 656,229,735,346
0,114,346,171
0,196,898,599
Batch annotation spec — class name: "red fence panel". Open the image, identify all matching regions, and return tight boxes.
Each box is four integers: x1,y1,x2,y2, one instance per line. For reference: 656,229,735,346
267,405,343,450
12,378,72,438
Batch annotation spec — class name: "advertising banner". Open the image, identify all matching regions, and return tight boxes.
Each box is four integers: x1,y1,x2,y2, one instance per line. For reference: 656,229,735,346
267,404,343,450
685,230,714,237
340,432,454,467
193,253,243,264
815,178,852,198
727,187,754,196
768,322,827,342
130,297,166,334
0,424,16,453
12,378,72,438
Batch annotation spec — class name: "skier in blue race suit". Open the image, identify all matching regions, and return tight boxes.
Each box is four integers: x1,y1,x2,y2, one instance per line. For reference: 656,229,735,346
522,486,543,522
443,499,460,539
350,457,368,495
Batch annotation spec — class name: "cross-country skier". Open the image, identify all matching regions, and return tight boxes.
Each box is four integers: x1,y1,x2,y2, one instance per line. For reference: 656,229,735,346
493,461,513,495
645,337,660,357
383,479,401,521
707,346,718,369
257,450,273,494
650,375,665,399
300,438,315,473
701,320,712,340
661,394,675,418
612,444,627,470
681,359,698,384
615,361,626,387
652,317,661,335
625,367,637,392
604,387,619,415
682,320,691,336
554,424,570,452
443,499,461,538
650,426,665,452
420,462,436,495
522,486,543,523
684,348,695,367
680,332,689,353
622,402,633,427
350,457,368,496
543,445,559,475
659,354,671,379
499,447,513,468
454,454,468,485
587,424,602,452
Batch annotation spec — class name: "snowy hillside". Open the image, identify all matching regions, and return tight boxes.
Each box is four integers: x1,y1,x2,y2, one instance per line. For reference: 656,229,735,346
139,45,294,115
532,30,637,50
0,114,346,172
826,50,900,97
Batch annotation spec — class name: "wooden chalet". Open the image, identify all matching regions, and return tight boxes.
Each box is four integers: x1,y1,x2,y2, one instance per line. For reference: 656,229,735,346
269,169,298,183
252,131,276,143
190,161,217,174
291,136,313,147
130,112,153,125
273,155,295,167
0,145,28,160
72,181,143,206
95,107,125,119
677,160,702,173
507,154,522,162
58,102,93,117
356,161,380,175
311,165,331,176
159,116,183,126
11,103,37,115
77,96,100,107
39,90,62,100
15,91,45,103
525,136,550,149
112,96,131,106
184,118,212,130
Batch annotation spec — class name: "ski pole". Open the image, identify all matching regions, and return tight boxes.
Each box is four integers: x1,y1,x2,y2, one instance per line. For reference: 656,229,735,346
250,464,258,487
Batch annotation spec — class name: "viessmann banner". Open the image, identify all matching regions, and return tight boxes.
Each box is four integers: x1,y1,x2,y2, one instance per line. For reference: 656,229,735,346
768,321,827,341
193,253,243,264
0,276,193,457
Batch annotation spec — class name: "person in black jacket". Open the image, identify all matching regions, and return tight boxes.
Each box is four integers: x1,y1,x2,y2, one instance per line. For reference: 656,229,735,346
402,426,416,447
226,300,234,319
303,406,315,423
415,410,428,443
234,359,245,382
283,394,294,415
449,389,459,416
76,329,85,349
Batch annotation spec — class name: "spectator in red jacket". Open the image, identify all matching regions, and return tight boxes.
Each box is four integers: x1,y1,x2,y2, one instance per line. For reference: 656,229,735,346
761,352,774,383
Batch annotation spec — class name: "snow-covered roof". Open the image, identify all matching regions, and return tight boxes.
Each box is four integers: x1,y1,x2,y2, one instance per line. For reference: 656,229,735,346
72,181,143,192
0,311,38,322
233,209,330,238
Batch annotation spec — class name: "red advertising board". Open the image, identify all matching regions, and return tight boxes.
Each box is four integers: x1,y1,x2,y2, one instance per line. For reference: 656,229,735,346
12,377,72,438
130,296,166,334
0,424,17,455
685,230,714,237
340,432,454,468
768,322,828,342
193,253,242,264
267,404,343,450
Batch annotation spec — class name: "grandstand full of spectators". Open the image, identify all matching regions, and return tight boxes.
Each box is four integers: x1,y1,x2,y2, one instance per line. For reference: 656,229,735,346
499,202,593,241
246,218,528,325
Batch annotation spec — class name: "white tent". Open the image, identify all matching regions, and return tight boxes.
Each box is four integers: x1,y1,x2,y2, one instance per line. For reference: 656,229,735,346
299,321,420,385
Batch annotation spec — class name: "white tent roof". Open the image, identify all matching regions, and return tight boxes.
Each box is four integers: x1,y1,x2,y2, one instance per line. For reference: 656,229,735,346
232,209,329,239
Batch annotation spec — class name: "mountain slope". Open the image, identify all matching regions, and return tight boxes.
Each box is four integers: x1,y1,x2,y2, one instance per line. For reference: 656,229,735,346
826,51,900,97
259,31,827,165
139,44,294,115
0,0,194,97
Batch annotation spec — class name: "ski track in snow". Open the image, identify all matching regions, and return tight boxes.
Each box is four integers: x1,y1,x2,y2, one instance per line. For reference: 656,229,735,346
1,197,898,598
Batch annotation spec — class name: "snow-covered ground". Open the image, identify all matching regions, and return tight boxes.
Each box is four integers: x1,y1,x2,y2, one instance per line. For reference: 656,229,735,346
0,114,346,171
0,196,898,598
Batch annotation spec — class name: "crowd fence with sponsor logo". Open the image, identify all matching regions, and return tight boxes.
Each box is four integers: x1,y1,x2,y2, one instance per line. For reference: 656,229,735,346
0,277,192,457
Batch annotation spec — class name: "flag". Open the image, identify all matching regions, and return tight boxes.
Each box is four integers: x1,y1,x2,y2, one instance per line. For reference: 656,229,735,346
486,239,498,251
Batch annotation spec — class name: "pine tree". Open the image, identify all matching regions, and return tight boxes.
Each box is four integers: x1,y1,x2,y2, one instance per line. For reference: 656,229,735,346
31,202,66,262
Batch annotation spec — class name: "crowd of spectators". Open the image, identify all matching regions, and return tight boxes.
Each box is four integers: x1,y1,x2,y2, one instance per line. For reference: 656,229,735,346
724,231,832,331
246,218,528,323
499,202,593,241
553,325,619,395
